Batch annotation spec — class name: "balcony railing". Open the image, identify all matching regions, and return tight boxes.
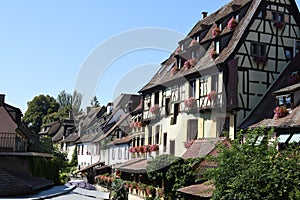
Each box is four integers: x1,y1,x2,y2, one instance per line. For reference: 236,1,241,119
0,133,27,152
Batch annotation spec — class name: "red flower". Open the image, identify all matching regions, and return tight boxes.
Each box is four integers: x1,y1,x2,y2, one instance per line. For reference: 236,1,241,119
228,17,238,30
212,27,221,37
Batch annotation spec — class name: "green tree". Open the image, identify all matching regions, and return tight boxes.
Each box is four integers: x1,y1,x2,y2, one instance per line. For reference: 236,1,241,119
72,90,83,115
57,90,72,109
91,95,100,108
23,94,59,134
205,128,300,200
111,178,128,200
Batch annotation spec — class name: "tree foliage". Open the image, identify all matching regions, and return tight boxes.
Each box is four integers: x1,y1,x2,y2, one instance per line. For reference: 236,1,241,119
23,94,59,133
147,154,200,199
205,128,300,200
57,90,72,109
111,178,128,200
91,95,100,108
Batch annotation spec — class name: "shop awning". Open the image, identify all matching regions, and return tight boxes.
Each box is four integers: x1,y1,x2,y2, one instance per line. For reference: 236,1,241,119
289,133,300,143
77,161,105,173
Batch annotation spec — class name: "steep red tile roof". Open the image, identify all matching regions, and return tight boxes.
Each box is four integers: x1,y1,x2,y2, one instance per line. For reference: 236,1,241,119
181,138,227,159
178,181,215,198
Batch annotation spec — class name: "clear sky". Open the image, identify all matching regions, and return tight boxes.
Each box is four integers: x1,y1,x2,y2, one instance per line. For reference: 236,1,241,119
0,0,299,113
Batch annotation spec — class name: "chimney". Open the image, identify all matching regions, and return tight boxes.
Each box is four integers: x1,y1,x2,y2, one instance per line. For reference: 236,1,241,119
202,12,208,19
86,106,91,114
107,102,114,115
0,94,5,105
69,110,73,119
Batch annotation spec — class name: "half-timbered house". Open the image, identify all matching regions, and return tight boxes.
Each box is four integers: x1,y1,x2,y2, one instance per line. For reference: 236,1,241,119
137,0,300,157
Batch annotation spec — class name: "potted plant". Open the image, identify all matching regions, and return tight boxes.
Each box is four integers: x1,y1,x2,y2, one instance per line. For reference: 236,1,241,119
212,27,221,37
143,144,151,153
228,17,238,30
150,144,159,152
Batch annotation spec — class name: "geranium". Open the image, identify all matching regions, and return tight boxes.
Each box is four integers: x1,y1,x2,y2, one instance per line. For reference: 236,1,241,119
212,27,221,37
150,144,159,152
129,147,136,153
274,106,288,119
184,58,197,70
210,50,219,59
184,97,197,108
150,104,160,114
228,17,238,30
207,91,217,101
135,146,142,153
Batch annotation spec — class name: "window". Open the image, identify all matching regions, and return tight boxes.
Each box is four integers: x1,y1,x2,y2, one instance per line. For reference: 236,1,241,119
294,40,300,57
211,74,219,92
165,97,171,116
257,10,264,19
141,137,145,146
112,148,115,160
155,125,160,144
163,133,167,152
148,126,152,145
173,103,180,125
285,48,293,60
217,117,230,137
277,95,292,108
154,92,159,105
189,80,196,98
187,119,198,141
118,148,122,160
251,43,266,56
218,23,223,31
170,140,175,155
137,137,140,147
272,12,284,22
132,138,136,147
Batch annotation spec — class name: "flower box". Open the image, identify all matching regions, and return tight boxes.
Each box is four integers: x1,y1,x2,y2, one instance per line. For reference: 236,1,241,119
274,106,288,119
184,97,197,108
207,91,217,101
252,55,268,63
150,144,159,152
143,144,151,153
150,104,160,114
273,21,284,29
212,27,221,37
210,50,219,60
184,58,197,70
228,17,238,30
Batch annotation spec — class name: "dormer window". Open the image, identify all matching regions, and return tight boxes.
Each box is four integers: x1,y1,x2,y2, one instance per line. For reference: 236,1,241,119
218,23,223,31
277,95,292,109
235,14,239,22
257,10,265,19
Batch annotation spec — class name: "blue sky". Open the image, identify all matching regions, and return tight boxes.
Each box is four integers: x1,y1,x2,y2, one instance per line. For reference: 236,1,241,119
0,0,299,113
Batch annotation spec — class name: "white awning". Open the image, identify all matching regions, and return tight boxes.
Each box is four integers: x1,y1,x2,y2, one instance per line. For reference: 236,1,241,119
289,134,300,143
278,134,291,143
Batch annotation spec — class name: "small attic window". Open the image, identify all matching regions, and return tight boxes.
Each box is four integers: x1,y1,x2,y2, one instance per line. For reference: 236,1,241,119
218,23,223,31
257,10,265,19
215,40,220,54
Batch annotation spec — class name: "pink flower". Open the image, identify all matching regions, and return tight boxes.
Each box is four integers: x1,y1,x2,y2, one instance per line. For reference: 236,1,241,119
150,104,160,114
228,17,238,30
207,91,217,101
212,27,221,37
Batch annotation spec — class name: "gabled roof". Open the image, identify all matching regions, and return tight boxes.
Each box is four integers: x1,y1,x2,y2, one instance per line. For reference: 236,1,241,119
181,138,228,159
39,121,61,136
178,181,215,198
0,106,18,134
61,132,80,143
273,82,300,95
110,135,132,145
139,0,260,92
93,113,131,143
